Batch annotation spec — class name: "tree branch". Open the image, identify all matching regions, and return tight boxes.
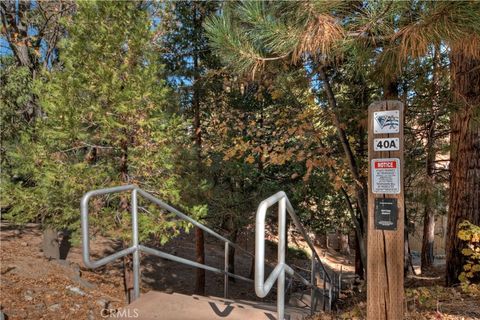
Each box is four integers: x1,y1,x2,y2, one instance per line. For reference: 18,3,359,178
317,66,369,229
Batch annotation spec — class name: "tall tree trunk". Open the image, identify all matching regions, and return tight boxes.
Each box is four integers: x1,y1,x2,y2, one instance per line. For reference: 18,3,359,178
318,68,368,273
422,46,441,272
123,243,134,303
1,1,35,70
446,51,480,286
421,211,435,271
119,140,134,302
354,121,366,279
222,212,237,281
1,0,44,121
383,75,399,100
192,3,206,295
228,228,238,282
193,86,206,294
339,232,350,255
354,231,364,279
421,127,437,272
404,226,415,275
341,187,366,278
195,227,206,294
421,143,437,271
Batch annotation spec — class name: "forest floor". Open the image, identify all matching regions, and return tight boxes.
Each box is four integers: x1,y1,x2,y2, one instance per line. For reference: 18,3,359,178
325,264,480,320
1,221,479,319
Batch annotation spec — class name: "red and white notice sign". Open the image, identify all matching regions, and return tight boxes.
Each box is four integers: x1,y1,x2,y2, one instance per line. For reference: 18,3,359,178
372,158,400,194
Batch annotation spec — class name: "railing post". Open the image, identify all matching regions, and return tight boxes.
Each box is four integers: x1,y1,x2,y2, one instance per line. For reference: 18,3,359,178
329,277,333,311
339,266,342,299
254,191,338,318
322,270,326,311
277,197,286,320
310,257,315,315
334,274,338,301
131,189,140,300
224,242,229,299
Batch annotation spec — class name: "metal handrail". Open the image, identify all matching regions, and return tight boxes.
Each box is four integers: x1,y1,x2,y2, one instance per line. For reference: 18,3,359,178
81,185,340,317
255,191,340,319
81,185,255,301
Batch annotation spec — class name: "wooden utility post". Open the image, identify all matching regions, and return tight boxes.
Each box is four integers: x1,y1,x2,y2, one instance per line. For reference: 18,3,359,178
367,100,404,319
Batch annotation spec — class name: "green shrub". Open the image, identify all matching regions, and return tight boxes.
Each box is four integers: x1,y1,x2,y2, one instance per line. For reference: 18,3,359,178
457,220,480,289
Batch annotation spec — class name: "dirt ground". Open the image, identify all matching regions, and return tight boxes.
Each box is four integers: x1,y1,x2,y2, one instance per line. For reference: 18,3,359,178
0,222,127,320
328,264,480,320
0,221,349,320
3,221,477,320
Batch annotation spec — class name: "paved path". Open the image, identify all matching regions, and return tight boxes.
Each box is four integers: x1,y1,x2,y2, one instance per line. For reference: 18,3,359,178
119,291,312,320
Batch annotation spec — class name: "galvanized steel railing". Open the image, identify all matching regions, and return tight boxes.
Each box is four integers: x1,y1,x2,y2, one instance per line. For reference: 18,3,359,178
81,185,254,301
255,191,341,319
81,185,341,319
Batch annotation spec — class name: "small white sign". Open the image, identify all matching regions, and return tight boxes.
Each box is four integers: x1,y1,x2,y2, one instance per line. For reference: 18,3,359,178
372,158,401,194
374,110,400,134
374,138,400,151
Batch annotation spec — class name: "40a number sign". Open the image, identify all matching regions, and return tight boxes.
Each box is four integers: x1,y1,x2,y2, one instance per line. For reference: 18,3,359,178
374,138,400,151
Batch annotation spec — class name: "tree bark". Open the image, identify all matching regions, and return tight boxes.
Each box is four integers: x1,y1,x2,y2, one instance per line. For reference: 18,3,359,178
318,68,368,274
1,0,40,122
222,212,237,282
228,229,237,282
383,75,399,100
119,140,134,302
421,45,441,272
195,227,206,295
421,210,435,271
192,3,206,295
1,0,69,121
339,231,350,255
318,68,368,218
354,231,364,279
0,1,35,70
123,249,134,303
404,226,415,275
445,50,480,286
340,186,366,278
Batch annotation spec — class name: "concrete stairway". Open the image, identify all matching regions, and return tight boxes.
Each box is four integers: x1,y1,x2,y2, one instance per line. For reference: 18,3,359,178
118,291,312,320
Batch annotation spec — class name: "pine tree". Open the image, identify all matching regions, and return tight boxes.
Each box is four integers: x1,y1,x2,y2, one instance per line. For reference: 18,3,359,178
1,0,74,120
158,0,219,295
3,0,194,300
388,1,480,285
446,48,480,285
206,0,480,284
205,0,370,273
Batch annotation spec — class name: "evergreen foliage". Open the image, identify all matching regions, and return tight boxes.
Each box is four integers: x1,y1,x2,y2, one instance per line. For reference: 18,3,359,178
1,0,478,290
0,56,33,146
2,1,198,243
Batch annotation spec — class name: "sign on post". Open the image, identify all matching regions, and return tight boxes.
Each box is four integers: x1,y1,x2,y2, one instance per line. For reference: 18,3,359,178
374,138,400,151
373,110,400,133
374,198,398,230
367,101,404,320
372,158,401,194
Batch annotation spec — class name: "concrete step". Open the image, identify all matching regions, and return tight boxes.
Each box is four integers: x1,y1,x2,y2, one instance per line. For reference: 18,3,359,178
118,291,312,320
191,293,314,315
